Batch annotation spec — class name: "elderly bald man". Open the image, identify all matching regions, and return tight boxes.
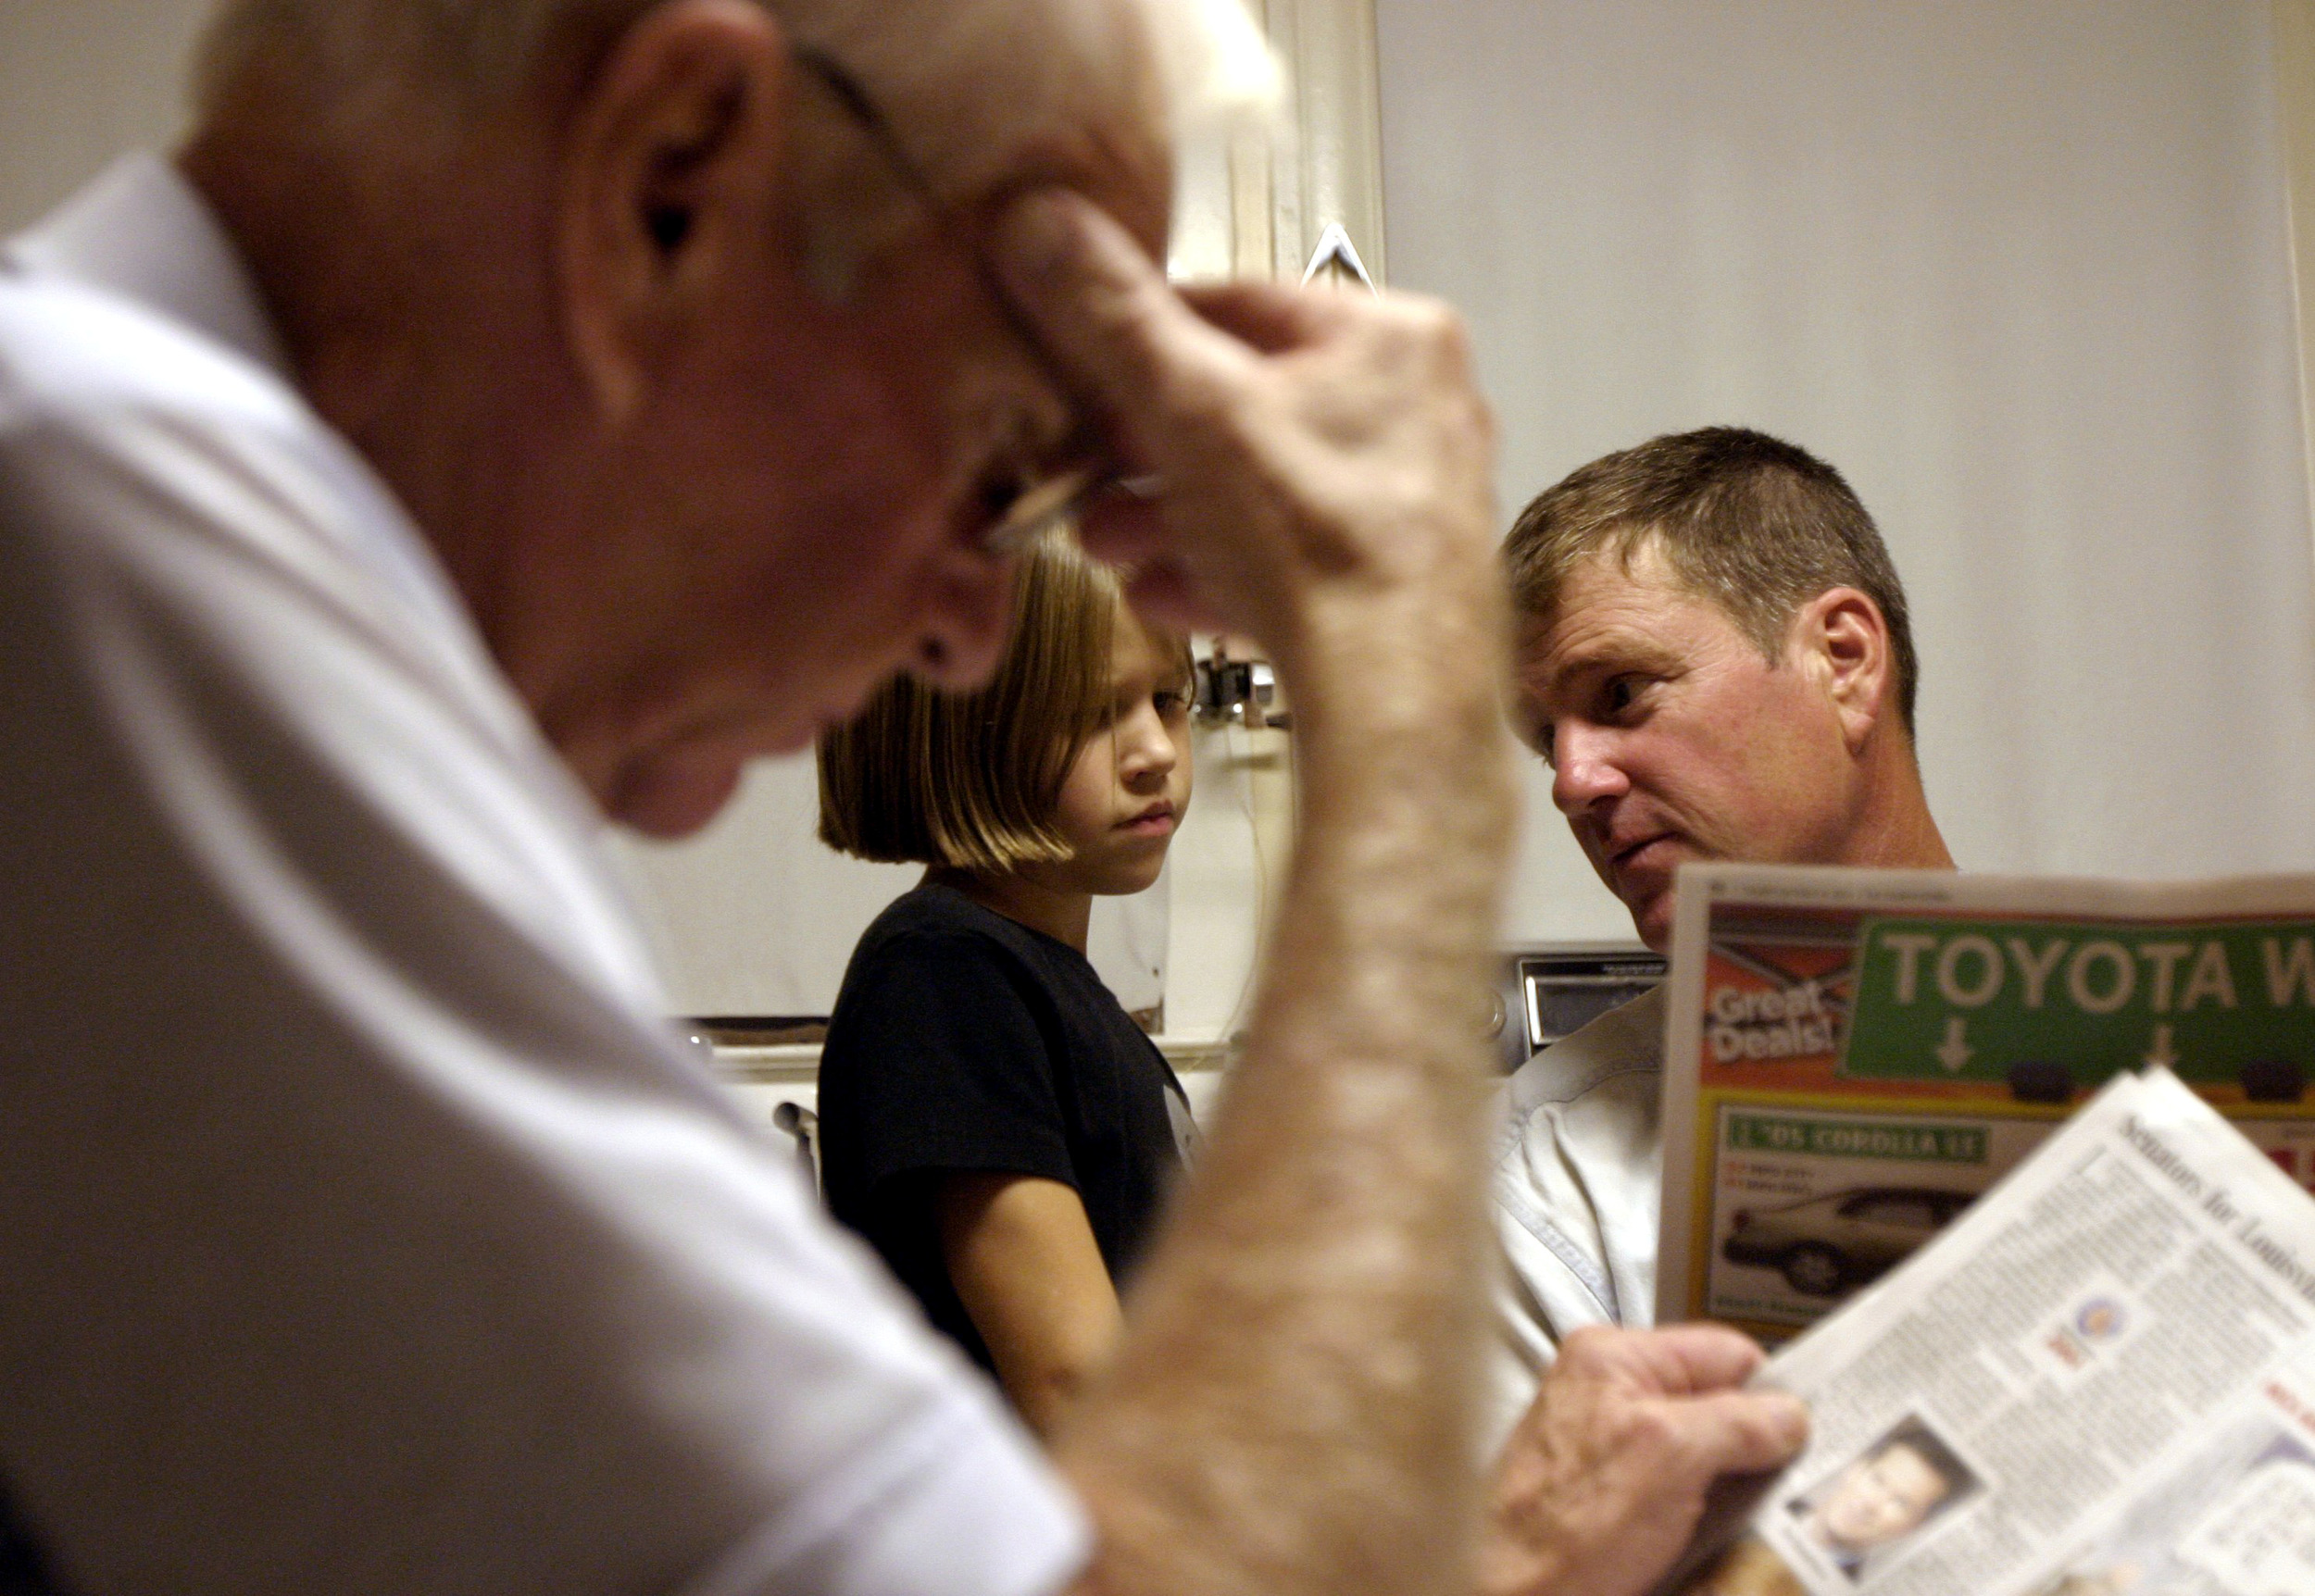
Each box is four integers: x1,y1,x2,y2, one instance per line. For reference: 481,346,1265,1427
0,4,1802,1594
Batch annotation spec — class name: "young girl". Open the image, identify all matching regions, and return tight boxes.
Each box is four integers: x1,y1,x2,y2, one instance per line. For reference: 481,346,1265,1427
814,531,1196,1437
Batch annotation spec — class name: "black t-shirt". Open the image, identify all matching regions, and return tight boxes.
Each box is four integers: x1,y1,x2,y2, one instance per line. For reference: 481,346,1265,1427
817,883,1192,1375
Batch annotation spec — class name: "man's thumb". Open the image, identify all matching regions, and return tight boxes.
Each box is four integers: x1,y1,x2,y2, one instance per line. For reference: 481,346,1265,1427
1683,1390,1811,1478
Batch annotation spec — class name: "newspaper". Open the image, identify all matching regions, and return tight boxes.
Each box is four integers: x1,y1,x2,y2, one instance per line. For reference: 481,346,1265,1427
1658,867,2315,1340
1649,866,2315,1596
1671,1066,2315,1596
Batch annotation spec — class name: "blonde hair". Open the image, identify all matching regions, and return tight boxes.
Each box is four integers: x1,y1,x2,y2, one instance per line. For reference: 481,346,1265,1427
817,533,1188,872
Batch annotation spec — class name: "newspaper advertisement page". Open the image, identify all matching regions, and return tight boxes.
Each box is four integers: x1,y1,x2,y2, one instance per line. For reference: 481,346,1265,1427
1673,1068,2315,1596
1656,867,2315,1340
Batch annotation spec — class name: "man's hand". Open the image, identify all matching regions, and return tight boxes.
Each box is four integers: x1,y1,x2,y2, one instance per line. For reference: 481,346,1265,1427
991,190,1520,1596
1483,1326,1810,1596
993,189,1500,695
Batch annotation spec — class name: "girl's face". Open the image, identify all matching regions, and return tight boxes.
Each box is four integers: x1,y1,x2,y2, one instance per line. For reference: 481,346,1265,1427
1028,612,1194,898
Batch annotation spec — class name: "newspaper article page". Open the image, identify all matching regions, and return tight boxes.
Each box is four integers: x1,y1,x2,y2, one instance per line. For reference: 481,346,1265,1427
1676,1069,2315,1596
1657,867,2315,1340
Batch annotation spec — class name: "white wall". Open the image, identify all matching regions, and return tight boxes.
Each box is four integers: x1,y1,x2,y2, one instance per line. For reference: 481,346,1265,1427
35,1,2299,1024
1378,0,2315,943
608,710,1283,1035
608,756,1182,1020
0,0,210,231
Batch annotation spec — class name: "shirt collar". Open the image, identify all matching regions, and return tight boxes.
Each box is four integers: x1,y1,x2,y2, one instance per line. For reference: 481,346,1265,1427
5,153,292,378
5,156,499,653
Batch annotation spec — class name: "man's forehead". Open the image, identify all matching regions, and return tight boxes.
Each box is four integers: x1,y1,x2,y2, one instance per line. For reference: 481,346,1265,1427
1518,547,1718,689
940,0,1176,253
974,87,1171,251
1063,31,1178,253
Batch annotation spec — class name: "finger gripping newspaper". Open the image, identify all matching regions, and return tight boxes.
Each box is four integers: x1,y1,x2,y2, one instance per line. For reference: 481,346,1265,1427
1656,867,2315,1596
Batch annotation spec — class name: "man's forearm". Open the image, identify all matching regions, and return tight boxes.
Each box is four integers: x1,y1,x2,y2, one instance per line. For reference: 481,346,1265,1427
987,190,1520,1596
1059,656,1519,1596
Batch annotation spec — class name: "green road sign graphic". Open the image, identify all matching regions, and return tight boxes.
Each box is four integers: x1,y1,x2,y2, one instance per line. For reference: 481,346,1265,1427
1726,1113,1987,1164
1842,917,2315,1087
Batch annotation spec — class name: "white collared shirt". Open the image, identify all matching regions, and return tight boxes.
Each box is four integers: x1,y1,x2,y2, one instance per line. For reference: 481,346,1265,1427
0,155,1087,1596
1486,988,1665,1440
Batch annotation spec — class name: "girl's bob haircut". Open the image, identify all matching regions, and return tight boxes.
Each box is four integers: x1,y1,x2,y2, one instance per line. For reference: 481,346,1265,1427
818,531,1188,872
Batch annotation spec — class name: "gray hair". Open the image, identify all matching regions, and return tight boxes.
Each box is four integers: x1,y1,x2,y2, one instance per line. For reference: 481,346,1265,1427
197,0,1278,201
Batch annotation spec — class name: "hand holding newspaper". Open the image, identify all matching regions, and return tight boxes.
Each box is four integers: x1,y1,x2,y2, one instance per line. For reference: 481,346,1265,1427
1655,867,2315,1596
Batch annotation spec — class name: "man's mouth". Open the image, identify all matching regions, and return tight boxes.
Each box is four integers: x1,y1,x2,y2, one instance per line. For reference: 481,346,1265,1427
1607,832,1678,874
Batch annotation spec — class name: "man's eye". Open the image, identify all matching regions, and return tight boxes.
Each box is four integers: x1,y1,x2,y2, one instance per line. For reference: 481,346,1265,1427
1603,677,1645,716
1533,723,1558,770
976,467,1024,523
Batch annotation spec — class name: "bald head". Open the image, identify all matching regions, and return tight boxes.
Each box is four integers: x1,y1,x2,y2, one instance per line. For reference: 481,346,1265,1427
196,0,1274,206
178,0,1275,837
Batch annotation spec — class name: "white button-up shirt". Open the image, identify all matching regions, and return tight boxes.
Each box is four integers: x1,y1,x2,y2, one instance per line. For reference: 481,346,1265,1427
0,155,1086,1596
1488,988,1665,1439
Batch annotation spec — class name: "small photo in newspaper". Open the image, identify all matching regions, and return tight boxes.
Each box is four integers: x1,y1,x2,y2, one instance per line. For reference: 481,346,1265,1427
1776,1415,1980,1585
2028,1276,2145,1384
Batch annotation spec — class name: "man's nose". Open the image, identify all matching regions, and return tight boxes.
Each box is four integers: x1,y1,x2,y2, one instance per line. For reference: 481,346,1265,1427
1548,722,1629,816
909,553,1016,692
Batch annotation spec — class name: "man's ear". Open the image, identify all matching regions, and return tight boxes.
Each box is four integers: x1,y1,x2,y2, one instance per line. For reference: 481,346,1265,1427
1793,587,1890,754
555,0,794,422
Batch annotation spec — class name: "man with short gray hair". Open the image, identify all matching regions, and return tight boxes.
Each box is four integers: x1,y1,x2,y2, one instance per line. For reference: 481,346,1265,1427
0,7,1802,1594
1490,427,1954,1424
